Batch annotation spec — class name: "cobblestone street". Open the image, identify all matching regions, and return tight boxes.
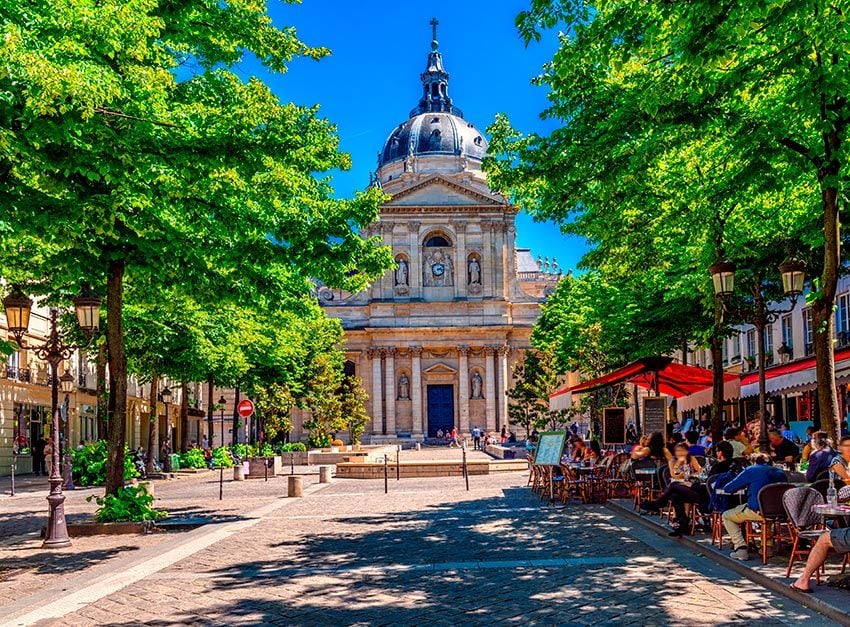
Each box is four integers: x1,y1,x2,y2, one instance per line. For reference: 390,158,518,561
1,469,838,626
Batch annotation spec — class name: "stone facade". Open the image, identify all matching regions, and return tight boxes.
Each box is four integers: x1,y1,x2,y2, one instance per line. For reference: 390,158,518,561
301,26,560,443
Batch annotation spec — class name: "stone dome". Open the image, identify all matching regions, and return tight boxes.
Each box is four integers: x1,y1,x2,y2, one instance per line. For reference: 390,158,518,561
378,112,488,169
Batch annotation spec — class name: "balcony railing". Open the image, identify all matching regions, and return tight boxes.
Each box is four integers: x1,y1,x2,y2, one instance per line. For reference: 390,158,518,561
4,366,31,383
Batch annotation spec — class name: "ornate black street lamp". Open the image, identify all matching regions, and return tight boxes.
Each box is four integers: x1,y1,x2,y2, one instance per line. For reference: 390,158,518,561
3,285,100,548
161,385,173,472
710,258,806,452
59,370,76,490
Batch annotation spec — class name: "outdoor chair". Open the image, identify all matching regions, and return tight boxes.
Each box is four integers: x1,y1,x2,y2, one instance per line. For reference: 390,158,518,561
604,452,632,500
631,458,662,509
746,482,793,564
558,464,585,504
705,476,725,548
782,487,826,580
809,479,829,501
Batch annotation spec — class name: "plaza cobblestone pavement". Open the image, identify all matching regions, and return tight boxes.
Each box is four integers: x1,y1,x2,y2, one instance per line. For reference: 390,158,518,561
0,470,840,626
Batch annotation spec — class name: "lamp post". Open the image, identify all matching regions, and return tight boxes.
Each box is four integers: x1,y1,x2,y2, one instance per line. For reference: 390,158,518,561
3,285,101,548
218,395,226,449
710,258,806,452
59,370,75,490
161,385,173,472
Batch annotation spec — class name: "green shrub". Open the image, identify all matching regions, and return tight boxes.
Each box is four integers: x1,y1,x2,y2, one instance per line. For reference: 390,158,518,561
179,448,207,469
87,484,166,522
307,432,332,449
211,447,233,468
72,441,138,486
279,442,307,453
230,443,248,460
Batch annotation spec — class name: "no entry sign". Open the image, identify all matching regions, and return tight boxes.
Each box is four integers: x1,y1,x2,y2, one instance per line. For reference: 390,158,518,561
237,399,255,418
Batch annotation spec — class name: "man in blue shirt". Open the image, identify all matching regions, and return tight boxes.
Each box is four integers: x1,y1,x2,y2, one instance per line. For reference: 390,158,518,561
721,454,787,560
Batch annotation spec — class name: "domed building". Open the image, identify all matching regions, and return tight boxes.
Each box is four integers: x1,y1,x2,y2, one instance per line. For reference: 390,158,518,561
303,21,561,443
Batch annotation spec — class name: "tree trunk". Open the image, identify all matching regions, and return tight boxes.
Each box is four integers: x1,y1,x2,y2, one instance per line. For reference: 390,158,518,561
95,341,108,440
206,375,214,449
180,381,189,452
710,334,725,447
232,386,241,446
105,259,127,496
145,376,158,475
814,141,841,444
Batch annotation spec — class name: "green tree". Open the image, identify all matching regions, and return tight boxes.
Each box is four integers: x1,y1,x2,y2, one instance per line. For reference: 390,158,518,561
487,1,841,441
340,376,370,445
0,0,392,493
507,349,561,436
254,383,295,443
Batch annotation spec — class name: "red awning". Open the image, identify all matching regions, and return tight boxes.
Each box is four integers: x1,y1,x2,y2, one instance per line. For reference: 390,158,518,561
551,357,737,400
740,346,850,387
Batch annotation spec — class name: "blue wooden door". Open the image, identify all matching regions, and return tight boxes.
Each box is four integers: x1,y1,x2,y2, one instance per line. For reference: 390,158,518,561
427,384,455,437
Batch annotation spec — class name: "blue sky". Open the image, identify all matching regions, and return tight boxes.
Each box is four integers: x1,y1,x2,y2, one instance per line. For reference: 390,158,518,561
239,0,587,271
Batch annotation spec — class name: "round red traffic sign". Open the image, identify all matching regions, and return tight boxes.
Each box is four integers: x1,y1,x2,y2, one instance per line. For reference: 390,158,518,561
237,399,255,418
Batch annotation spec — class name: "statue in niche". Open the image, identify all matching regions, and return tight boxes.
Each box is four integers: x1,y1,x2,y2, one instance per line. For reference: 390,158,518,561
468,256,481,285
395,258,408,286
424,249,454,287
398,374,410,400
471,371,483,399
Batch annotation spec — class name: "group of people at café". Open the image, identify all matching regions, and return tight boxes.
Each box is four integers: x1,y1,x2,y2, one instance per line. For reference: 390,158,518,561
630,421,850,592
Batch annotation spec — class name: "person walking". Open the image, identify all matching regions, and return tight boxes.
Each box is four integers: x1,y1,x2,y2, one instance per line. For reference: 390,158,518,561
43,439,53,477
472,426,481,450
450,426,459,448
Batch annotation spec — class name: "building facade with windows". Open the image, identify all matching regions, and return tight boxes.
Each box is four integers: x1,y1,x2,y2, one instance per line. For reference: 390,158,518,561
681,274,850,430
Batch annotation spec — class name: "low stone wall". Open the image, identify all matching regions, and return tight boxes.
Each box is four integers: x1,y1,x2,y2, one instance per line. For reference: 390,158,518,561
246,456,283,477
278,451,309,466
485,444,530,460
335,458,527,479
309,445,396,466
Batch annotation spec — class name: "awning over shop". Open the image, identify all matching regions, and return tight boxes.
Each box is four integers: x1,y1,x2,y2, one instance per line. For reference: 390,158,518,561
739,347,850,398
550,357,737,410
677,377,741,414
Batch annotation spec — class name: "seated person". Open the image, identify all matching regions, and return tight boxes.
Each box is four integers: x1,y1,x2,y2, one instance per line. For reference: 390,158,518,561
639,443,703,536
768,429,800,465
791,527,850,593
708,441,741,478
647,431,673,466
685,430,706,456
830,435,850,485
805,434,835,482
722,453,787,561
630,435,650,460
801,426,817,461
584,439,603,463
571,438,587,462
724,427,754,458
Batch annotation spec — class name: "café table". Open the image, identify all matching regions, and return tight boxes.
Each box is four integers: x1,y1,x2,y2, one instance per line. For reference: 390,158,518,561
813,503,850,528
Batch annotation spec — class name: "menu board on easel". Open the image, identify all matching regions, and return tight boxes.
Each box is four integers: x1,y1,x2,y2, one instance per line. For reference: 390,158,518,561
602,407,627,445
642,396,668,435
533,431,568,466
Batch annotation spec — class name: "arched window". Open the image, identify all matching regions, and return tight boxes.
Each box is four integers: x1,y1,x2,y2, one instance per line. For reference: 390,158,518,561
424,235,451,248
344,360,356,378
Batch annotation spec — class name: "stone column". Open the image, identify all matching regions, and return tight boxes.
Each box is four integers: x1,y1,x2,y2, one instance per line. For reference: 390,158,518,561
411,346,423,438
409,221,421,299
484,345,497,432
369,348,383,436
458,345,470,434
384,347,396,435
497,345,511,430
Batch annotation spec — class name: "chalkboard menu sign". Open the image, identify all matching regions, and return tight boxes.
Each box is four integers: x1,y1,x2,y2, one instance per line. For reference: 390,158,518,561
643,397,668,435
533,431,568,466
602,407,627,445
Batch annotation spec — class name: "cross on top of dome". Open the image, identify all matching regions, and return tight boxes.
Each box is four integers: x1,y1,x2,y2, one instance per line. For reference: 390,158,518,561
411,17,462,118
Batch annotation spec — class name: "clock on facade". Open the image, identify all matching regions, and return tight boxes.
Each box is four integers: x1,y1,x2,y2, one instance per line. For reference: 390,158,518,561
432,263,445,277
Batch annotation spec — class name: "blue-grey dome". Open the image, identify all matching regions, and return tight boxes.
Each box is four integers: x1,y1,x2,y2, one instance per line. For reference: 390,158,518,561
379,112,488,168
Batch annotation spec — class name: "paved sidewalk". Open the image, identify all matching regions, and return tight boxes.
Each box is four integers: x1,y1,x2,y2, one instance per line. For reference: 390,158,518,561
1,472,838,626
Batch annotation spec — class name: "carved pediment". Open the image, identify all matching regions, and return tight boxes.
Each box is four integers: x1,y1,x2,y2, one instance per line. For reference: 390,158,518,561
384,175,507,207
422,362,458,375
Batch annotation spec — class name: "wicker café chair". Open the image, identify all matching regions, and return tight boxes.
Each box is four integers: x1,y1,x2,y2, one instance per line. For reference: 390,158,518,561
604,452,632,500
747,483,794,565
782,487,826,580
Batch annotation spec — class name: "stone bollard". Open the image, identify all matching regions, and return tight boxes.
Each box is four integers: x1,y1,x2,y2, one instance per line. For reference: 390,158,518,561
416,442,421,451
319,465,333,484
288,475,304,497
233,463,245,481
